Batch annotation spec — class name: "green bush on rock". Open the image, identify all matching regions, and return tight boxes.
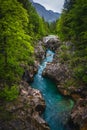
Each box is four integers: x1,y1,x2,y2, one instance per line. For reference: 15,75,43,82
0,85,19,101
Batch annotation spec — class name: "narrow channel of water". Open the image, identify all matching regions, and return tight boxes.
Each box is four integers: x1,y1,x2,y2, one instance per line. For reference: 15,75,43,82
31,50,74,130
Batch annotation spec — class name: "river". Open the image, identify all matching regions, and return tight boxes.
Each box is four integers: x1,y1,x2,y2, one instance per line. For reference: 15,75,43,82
31,49,74,130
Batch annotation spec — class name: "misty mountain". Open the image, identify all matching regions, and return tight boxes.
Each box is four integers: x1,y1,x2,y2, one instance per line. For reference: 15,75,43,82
30,0,60,22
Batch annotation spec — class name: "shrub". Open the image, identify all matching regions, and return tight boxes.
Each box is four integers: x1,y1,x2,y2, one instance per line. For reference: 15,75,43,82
0,85,19,101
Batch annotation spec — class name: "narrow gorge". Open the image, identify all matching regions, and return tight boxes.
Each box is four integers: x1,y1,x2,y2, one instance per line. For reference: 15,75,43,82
31,35,87,130
0,0,87,130
31,49,74,130
0,35,86,130
30,35,75,130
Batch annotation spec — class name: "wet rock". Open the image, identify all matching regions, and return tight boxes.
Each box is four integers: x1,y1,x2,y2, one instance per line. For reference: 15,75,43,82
70,98,87,130
58,86,70,96
43,62,71,85
22,69,34,83
21,61,38,83
35,41,45,62
43,59,87,130
0,81,50,130
42,38,87,130
43,35,61,51
22,40,46,83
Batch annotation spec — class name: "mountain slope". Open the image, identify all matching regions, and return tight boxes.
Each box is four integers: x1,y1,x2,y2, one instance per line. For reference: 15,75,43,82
30,0,60,22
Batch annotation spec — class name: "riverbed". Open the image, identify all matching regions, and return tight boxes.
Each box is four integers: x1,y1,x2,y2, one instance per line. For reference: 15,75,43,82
31,50,74,130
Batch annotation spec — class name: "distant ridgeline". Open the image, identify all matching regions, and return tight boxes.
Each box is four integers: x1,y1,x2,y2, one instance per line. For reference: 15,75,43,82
30,0,60,22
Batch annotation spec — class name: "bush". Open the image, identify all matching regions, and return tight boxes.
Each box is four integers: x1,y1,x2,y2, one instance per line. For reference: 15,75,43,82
0,85,19,101
58,44,71,62
73,65,87,84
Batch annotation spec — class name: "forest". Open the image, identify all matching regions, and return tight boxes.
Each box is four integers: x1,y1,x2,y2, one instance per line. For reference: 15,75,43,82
56,0,87,88
0,0,87,130
0,0,86,101
0,0,49,101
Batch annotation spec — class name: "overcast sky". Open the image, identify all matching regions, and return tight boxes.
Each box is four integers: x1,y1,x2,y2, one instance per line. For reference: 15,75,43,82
33,0,65,13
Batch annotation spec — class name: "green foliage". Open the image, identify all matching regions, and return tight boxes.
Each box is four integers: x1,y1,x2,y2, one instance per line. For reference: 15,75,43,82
0,0,34,85
56,0,87,86
58,44,71,62
0,0,49,102
0,110,12,120
64,0,75,11
0,85,19,101
73,65,87,84
18,0,48,39
59,52,70,62
48,21,57,34
57,0,87,42
64,79,76,88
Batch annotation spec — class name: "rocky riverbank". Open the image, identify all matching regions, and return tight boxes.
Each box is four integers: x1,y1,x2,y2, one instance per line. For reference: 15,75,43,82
0,39,50,130
0,81,50,130
0,35,86,130
22,40,46,83
42,36,87,130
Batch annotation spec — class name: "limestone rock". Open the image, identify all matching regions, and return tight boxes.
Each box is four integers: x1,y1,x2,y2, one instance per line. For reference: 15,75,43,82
70,98,87,130
35,41,45,62
43,35,61,51
42,39,87,130
43,62,71,85
0,81,50,130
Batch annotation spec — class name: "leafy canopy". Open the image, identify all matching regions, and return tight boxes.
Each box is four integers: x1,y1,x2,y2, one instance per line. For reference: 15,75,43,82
56,0,87,86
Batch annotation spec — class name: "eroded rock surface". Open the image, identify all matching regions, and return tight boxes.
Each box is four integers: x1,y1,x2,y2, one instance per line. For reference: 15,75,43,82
35,41,45,62
0,81,50,130
43,35,61,51
43,63,71,84
71,98,87,130
22,40,46,83
42,39,87,130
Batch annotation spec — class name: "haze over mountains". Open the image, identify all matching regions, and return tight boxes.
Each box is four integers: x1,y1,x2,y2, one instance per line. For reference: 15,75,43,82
30,0,60,22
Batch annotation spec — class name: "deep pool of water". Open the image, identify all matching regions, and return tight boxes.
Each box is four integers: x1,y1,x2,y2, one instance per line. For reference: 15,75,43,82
31,50,74,130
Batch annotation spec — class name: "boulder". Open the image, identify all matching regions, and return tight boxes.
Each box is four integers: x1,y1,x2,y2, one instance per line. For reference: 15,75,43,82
70,98,87,130
35,41,45,62
43,35,61,51
42,39,87,130
22,40,46,83
0,81,50,130
42,62,71,84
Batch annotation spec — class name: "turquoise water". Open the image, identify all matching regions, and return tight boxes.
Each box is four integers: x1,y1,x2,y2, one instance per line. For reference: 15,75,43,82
31,50,74,130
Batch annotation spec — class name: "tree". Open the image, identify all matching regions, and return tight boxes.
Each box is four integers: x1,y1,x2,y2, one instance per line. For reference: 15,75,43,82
64,0,75,11
18,0,48,39
0,0,34,86
56,0,87,85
